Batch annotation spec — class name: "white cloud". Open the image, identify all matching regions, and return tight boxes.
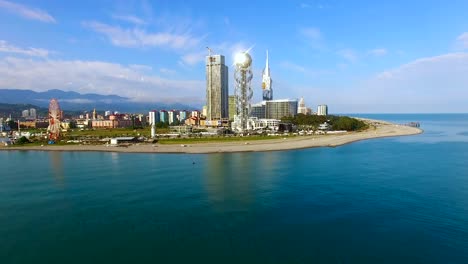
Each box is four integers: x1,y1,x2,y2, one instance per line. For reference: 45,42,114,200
280,61,306,73
351,52,468,112
179,41,250,67
0,40,50,57
112,14,146,25
279,61,332,79
455,32,468,50
299,27,327,50
180,51,206,66
83,21,202,50
300,3,312,8
159,68,176,75
0,56,205,103
300,27,322,40
368,48,387,56
337,49,358,62
129,64,152,72
0,0,55,23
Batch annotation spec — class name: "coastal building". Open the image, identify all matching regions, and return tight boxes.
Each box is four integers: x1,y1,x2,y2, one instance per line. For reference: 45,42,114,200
148,110,160,125
317,105,328,116
262,50,273,101
22,109,29,118
248,117,280,130
75,119,90,129
251,101,266,119
91,114,132,129
185,116,200,126
206,54,229,120
191,110,200,118
29,108,37,119
179,111,188,123
202,106,207,117
159,110,168,123
228,95,237,121
298,98,307,115
265,99,298,120
168,110,179,125
18,120,48,129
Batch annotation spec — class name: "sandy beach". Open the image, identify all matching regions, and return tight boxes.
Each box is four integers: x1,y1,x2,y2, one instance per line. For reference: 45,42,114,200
1,119,422,154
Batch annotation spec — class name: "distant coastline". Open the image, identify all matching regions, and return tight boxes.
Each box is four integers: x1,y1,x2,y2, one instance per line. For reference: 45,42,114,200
0,118,422,154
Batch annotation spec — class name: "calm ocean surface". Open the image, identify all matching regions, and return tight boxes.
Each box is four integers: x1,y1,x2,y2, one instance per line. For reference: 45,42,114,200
1,114,468,263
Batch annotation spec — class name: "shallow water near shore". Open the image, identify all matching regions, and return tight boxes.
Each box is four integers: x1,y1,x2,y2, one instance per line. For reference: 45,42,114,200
1,114,468,263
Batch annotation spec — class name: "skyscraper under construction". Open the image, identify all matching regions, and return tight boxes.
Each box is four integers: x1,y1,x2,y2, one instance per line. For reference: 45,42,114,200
206,54,229,120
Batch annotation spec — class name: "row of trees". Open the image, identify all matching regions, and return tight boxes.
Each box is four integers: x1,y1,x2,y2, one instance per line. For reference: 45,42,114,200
281,114,368,131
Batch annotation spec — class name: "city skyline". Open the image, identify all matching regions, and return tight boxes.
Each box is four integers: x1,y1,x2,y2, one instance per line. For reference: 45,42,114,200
1,1,468,113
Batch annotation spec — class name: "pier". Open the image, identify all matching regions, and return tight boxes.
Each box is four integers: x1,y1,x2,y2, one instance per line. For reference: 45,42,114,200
403,122,420,128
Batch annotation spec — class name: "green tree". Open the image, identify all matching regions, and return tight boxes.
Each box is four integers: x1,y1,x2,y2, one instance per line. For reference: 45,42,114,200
16,136,30,144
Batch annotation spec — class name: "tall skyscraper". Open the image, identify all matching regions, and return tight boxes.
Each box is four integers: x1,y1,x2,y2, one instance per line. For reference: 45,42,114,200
22,109,29,118
262,50,273,101
317,105,328,116
206,54,229,120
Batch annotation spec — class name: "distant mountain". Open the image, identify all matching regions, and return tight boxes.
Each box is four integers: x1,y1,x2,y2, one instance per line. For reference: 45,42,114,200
0,89,196,113
0,103,83,118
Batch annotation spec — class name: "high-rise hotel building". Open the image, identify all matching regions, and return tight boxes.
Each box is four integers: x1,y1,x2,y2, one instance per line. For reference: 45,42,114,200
206,54,229,120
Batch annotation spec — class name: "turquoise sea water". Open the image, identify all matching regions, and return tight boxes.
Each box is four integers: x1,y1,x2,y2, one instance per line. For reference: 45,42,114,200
1,114,468,263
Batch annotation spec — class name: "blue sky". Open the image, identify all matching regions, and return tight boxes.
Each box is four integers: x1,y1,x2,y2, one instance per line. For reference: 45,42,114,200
1,0,468,113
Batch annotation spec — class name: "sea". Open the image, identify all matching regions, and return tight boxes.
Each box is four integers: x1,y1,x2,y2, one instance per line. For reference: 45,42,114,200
1,114,467,263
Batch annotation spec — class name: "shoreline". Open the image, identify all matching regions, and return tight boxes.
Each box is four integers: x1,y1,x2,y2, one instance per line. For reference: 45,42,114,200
0,119,422,154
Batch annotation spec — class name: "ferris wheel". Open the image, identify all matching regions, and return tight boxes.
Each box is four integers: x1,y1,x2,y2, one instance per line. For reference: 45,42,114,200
47,98,62,143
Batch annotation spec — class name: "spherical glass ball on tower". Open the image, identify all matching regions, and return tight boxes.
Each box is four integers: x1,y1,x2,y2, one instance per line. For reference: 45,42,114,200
233,51,253,132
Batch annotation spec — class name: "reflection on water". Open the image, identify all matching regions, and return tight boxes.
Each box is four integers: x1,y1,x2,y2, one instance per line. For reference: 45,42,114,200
203,153,258,213
49,151,65,187
202,152,286,214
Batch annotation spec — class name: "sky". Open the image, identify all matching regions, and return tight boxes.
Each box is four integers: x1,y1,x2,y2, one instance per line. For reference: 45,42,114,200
0,0,468,113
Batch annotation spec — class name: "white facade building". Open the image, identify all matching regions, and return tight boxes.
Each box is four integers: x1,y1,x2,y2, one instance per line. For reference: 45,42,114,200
232,117,280,131
317,105,328,116
298,97,308,115
168,110,179,125
29,108,37,119
148,111,158,125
